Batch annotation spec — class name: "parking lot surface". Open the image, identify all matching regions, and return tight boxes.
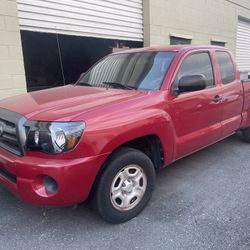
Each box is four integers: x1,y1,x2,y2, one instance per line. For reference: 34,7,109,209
0,134,249,250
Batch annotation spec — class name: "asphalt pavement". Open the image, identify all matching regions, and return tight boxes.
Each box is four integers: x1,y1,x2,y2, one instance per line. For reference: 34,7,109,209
0,133,249,250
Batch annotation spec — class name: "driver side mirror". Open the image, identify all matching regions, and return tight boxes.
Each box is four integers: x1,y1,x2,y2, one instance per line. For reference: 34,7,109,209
178,74,207,93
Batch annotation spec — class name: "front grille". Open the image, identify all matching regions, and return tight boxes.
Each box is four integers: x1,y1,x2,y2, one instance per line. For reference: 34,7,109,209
0,119,20,154
0,108,27,156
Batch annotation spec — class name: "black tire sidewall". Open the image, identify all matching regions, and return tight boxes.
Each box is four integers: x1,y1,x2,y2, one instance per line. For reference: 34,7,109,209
95,148,155,223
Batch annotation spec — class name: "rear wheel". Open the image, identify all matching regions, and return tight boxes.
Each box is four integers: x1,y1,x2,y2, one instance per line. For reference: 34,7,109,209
93,147,155,224
242,127,250,143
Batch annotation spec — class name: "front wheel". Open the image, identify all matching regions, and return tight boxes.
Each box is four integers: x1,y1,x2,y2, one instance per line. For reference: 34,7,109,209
93,147,155,224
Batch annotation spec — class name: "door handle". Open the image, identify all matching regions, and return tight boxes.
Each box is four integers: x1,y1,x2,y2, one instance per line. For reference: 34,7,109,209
212,95,223,103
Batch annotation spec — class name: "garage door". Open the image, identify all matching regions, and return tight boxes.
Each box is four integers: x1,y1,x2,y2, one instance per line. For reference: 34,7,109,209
17,0,143,41
236,18,250,73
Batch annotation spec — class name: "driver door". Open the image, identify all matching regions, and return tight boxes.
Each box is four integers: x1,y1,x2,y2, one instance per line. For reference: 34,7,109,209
169,51,223,160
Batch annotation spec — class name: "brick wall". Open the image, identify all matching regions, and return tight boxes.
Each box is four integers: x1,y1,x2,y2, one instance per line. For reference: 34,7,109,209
144,0,250,55
0,0,26,100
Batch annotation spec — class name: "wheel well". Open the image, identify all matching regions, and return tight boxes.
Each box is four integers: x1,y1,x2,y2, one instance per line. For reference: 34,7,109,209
120,135,164,169
88,135,164,201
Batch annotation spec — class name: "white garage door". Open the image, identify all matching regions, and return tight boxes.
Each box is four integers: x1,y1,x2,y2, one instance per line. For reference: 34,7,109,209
236,18,250,73
17,0,143,41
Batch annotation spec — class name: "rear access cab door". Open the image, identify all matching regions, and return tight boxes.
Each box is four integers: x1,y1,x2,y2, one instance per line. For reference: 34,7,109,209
214,50,243,137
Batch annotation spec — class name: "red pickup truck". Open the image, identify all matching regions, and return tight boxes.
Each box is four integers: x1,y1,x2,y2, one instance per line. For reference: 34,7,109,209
0,45,250,223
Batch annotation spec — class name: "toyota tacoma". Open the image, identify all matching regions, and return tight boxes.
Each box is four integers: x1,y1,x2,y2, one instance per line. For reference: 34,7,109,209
0,45,250,223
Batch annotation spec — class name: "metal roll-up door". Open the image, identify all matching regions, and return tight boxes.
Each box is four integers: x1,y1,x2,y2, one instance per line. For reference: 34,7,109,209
17,0,143,41
236,18,250,76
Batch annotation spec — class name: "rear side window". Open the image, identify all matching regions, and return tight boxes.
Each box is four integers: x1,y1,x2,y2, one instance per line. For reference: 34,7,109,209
216,52,235,84
173,52,214,90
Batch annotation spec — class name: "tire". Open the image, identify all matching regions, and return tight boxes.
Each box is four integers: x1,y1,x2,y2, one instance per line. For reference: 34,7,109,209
93,147,156,224
242,127,250,143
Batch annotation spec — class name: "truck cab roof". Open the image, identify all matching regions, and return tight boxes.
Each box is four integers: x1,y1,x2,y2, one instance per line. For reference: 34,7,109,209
112,45,230,55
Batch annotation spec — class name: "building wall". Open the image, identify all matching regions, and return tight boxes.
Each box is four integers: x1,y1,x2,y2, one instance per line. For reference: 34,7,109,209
144,0,250,55
0,0,26,99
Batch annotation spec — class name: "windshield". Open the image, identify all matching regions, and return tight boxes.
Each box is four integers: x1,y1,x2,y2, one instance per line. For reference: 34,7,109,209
77,51,176,90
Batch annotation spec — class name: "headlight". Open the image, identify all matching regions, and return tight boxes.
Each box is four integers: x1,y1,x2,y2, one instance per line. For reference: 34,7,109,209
26,121,85,154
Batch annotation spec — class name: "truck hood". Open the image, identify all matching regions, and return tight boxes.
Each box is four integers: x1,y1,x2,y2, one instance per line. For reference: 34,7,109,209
0,85,148,121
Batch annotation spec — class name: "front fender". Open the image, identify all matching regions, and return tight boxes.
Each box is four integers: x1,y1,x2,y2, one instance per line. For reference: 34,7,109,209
80,109,176,165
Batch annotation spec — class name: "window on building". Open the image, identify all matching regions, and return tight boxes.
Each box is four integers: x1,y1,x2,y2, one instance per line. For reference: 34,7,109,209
211,41,226,47
170,36,191,45
216,51,235,84
173,52,214,91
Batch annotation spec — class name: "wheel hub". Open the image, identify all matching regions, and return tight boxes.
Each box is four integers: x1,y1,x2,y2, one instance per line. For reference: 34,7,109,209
122,180,133,193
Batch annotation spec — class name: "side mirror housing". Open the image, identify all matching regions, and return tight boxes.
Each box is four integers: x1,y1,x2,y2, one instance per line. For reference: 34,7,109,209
178,74,207,93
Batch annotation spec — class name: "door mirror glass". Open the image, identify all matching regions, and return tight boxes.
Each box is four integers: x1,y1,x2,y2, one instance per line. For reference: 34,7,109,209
178,74,207,93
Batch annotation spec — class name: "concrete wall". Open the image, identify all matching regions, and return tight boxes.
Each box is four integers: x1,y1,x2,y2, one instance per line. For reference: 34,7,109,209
0,0,26,99
144,0,250,55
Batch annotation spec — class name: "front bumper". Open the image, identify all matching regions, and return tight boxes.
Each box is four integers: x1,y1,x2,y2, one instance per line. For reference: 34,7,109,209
0,148,108,206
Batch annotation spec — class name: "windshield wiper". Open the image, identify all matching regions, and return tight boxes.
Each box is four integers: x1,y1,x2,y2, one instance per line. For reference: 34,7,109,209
102,82,136,90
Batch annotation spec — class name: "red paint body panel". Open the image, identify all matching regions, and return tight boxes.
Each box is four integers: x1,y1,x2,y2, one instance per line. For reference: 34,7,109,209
0,45,250,206
0,146,108,205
